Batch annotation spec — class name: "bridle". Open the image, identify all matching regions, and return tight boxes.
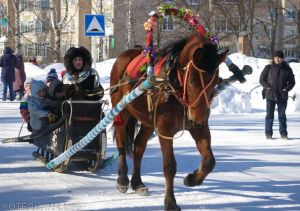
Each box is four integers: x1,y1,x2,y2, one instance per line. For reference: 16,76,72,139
183,59,219,108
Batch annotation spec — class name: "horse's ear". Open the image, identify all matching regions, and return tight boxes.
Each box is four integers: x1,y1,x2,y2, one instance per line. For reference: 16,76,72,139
218,49,229,64
192,44,221,72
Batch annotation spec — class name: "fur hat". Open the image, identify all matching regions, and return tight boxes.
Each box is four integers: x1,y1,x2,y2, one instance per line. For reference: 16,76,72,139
64,46,92,74
46,68,58,83
274,50,284,58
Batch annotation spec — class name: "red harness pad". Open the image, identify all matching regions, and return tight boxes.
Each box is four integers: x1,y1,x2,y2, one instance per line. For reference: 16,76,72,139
126,54,168,79
126,54,148,79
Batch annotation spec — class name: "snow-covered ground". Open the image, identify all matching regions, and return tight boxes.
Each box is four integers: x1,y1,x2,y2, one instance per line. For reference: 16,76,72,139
0,54,299,210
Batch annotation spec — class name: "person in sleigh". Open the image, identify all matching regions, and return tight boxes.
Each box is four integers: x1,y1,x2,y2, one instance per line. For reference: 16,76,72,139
62,46,104,101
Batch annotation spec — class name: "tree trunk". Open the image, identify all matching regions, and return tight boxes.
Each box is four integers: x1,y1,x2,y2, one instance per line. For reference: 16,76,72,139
125,0,133,50
12,0,22,55
50,0,68,62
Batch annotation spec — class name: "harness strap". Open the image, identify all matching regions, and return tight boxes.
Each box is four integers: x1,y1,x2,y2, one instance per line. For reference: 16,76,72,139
183,60,218,108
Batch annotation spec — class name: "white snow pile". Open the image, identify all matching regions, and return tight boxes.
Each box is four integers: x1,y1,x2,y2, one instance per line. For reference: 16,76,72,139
1,53,299,113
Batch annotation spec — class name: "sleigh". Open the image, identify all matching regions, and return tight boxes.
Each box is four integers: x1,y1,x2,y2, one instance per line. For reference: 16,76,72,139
40,100,108,172
3,99,108,173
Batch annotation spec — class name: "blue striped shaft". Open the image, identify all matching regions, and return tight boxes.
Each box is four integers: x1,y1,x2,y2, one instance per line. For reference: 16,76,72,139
224,57,233,66
46,77,155,169
147,65,154,76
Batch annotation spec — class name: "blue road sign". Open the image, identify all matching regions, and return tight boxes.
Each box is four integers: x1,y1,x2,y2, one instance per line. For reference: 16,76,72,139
85,14,105,36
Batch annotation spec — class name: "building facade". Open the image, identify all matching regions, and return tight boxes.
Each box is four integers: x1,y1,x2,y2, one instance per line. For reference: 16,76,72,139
0,0,113,65
112,0,300,59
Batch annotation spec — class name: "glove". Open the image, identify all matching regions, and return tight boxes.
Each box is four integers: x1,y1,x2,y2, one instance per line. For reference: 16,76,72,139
48,113,57,124
20,109,30,122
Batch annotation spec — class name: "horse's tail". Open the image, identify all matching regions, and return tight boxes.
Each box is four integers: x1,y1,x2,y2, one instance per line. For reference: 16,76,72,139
125,117,138,156
112,116,138,156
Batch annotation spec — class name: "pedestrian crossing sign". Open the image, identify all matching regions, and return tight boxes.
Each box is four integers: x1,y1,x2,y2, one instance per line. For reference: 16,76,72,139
85,14,105,36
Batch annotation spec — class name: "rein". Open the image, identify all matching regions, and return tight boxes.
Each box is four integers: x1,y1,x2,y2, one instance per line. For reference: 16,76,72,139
183,60,218,108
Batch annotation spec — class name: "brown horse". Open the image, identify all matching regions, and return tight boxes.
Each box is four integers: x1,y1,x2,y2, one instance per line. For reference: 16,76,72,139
110,33,228,211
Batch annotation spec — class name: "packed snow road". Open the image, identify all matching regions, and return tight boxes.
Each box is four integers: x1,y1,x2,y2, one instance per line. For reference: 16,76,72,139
0,102,300,210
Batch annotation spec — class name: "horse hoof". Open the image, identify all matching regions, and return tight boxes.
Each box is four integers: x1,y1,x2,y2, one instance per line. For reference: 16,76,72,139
116,184,129,193
183,174,203,187
165,204,181,211
134,186,149,196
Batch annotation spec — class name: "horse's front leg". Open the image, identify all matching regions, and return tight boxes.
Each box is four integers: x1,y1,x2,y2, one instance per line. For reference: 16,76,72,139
184,125,215,187
159,137,181,211
115,125,130,193
131,124,154,194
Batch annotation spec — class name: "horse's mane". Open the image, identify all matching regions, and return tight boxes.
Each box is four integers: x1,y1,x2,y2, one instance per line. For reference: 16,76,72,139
155,37,190,90
156,37,188,62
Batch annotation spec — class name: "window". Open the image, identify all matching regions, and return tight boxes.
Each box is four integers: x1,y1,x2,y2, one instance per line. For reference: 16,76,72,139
164,0,175,4
36,42,50,57
42,0,50,8
213,17,233,32
188,0,199,5
162,16,175,31
19,0,29,11
214,17,226,31
266,26,272,38
61,42,75,56
71,19,76,31
62,0,77,7
285,9,297,21
42,19,50,32
284,48,297,58
24,44,34,57
28,21,35,32
34,0,49,9
35,19,42,33
284,29,296,37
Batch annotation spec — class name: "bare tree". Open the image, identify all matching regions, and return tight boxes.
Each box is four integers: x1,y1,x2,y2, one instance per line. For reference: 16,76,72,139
49,0,69,62
265,0,280,57
11,0,22,54
0,0,26,54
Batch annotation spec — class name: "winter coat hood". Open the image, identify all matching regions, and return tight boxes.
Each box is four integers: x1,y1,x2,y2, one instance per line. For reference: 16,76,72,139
64,46,92,74
30,80,46,98
48,79,63,98
4,47,13,54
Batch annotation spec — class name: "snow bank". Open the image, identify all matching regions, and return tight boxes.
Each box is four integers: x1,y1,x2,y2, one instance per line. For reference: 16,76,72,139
1,54,299,113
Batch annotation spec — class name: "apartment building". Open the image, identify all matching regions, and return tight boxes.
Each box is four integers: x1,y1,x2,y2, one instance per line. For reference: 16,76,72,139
0,0,113,64
112,0,299,59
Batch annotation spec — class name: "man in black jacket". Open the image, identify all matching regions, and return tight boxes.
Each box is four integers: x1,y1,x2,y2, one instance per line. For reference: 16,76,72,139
259,50,295,140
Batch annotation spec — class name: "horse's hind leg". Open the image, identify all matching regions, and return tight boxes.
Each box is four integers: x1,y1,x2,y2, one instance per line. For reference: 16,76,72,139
159,137,181,211
184,125,215,187
131,124,154,194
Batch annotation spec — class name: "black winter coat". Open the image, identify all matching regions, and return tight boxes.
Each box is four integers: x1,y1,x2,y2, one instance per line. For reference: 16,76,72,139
259,61,295,101
0,47,17,83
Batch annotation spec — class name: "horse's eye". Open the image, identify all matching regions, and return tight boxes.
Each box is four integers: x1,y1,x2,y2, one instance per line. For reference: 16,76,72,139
189,72,200,86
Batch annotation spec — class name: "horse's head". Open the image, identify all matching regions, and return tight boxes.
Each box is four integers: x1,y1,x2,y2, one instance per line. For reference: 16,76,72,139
183,40,228,126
